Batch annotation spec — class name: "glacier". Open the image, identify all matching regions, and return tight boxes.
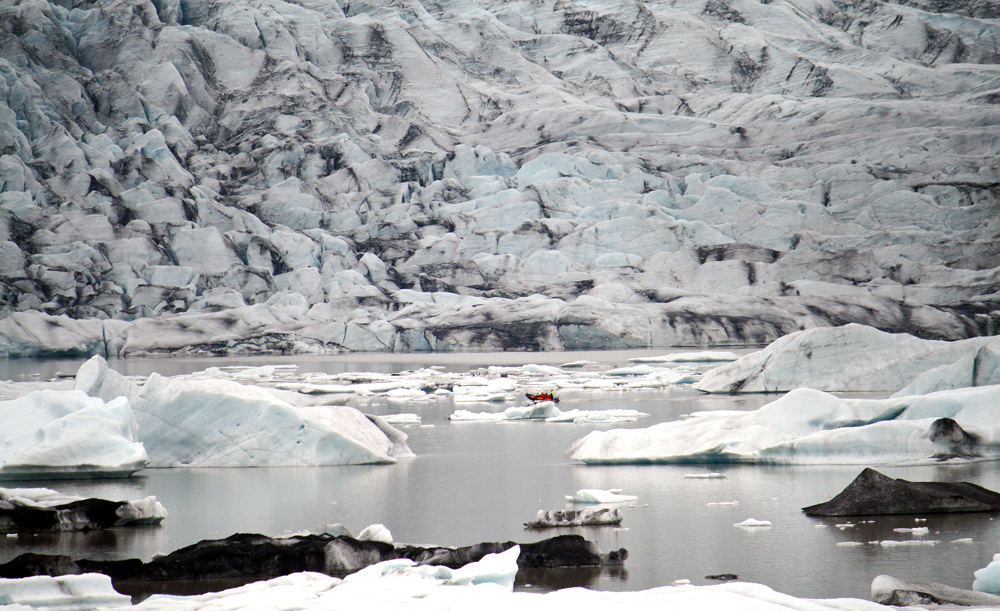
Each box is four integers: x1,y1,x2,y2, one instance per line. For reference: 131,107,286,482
0,0,997,355
564,384,1000,465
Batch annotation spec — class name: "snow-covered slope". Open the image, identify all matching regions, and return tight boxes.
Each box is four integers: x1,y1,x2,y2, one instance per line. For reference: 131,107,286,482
1,0,998,354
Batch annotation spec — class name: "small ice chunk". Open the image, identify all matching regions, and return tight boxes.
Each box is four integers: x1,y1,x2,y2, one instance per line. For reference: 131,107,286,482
975,553,1000,594
879,539,939,547
706,501,739,507
836,542,864,547
380,413,421,424
953,538,974,544
565,489,638,504
672,579,692,585
893,527,929,535
734,518,771,528
357,524,393,543
836,523,855,530
685,473,725,479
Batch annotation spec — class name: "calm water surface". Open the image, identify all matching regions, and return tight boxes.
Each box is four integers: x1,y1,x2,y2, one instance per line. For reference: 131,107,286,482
2,350,1000,601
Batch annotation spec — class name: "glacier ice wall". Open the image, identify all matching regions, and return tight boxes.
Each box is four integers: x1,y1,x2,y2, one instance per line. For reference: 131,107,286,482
1,0,999,354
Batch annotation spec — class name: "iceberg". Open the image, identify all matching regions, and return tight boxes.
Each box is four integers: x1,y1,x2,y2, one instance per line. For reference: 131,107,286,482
524,508,624,528
565,489,638,504
565,385,1000,465
131,374,410,467
975,553,1000,595
0,487,166,532
976,553,1000,595
0,573,130,609
0,390,147,480
695,325,1000,393
76,356,411,467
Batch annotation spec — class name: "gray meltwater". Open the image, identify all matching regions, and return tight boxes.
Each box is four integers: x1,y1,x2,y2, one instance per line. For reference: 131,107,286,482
2,351,1000,601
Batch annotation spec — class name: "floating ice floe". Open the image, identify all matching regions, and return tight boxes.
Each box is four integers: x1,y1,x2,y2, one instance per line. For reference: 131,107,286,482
524,508,623,528
565,385,1000,465
450,402,646,423
0,389,148,480
878,540,939,547
0,573,131,609
0,487,166,532
734,519,772,528
695,325,1000,394
75,357,412,467
630,352,739,363
707,501,739,507
379,414,421,424
565,489,638,504
892,527,929,535
685,473,726,479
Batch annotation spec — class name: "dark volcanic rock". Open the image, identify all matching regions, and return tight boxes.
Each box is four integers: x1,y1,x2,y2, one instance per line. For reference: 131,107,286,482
802,468,1000,516
0,533,626,584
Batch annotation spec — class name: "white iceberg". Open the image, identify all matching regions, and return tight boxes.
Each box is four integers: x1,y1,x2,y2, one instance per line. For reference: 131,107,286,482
565,489,638,504
565,385,1000,465
76,357,412,467
734,518,772,528
0,390,147,480
0,573,131,609
695,325,1000,393
357,524,393,544
974,552,1000,594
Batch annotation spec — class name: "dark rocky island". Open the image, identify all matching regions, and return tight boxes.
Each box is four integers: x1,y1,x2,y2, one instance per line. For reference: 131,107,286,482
803,468,1000,516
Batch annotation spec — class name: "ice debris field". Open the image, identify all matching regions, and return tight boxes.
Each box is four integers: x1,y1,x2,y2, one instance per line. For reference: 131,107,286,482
5,325,1000,477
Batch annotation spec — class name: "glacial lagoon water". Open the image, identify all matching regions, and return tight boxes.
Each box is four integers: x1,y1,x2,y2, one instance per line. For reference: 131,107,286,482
3,350,1000,601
